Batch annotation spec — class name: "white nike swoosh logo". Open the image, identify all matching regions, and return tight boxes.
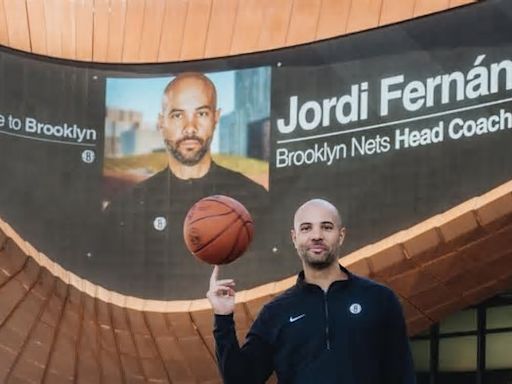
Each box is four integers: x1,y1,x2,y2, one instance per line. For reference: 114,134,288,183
289,314,306,323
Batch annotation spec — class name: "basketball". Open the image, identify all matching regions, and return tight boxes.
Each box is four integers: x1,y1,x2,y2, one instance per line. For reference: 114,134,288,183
183,195,254,265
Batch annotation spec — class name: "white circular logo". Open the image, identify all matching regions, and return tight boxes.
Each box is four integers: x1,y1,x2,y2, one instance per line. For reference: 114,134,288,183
153,217,167,231
349,303,362,315
81,149,95,163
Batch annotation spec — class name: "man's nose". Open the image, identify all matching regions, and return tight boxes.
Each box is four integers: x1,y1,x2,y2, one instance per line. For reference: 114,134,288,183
182,113,197,134
310,226,324,240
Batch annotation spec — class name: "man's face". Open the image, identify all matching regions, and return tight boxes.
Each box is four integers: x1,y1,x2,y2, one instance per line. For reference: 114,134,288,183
160,77,220,166
291,202,345,270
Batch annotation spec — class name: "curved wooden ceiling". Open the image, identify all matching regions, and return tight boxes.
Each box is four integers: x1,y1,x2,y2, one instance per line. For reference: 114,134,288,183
0,0,474,64
0,178,511,382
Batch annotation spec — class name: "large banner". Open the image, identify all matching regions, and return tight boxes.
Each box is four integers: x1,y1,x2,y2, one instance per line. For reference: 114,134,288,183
1,0,511,299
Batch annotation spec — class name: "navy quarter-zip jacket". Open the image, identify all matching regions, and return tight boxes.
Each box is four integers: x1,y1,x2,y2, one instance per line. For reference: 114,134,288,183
214,266,416,384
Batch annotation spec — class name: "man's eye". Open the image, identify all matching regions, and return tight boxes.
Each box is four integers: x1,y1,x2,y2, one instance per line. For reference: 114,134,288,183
170,112,182,120
300,226,310,232
197,110,209,117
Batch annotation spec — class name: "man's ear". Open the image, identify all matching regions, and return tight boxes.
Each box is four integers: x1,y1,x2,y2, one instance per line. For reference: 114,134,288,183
215,108,221,124
338,227,346,246
290,229,296,245
157,113,163,131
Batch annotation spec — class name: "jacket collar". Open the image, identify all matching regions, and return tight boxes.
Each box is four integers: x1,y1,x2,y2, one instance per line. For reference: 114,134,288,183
296,264,353,291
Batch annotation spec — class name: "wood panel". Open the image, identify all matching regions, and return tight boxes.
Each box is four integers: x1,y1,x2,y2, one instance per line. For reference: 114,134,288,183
0,0,477,63
122,0,146,62
43,0,64,58
0,0,9,46
204,0,238,58
450,0,474,5
346,0,383,33
316,0,352,40
230,0,267,55
106,0,127,62
286,0,323,46
75,0,93,61
60,0,76,59
413,0,450,17
139,0,166,62
3,0,31,52
257,0,292,51
92,0,110,62
380,0,415,26
158,0,189,62
25,0,46,55
180,0,213,60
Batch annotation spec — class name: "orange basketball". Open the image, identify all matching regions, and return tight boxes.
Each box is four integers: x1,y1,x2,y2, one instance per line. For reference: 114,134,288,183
183,195,254,265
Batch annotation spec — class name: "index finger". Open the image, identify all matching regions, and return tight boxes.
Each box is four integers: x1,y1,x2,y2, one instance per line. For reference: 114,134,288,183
209,265,219,288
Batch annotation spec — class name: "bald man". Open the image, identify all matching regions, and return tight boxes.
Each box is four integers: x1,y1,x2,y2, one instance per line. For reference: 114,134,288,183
209,199,416,384
99,72,267,299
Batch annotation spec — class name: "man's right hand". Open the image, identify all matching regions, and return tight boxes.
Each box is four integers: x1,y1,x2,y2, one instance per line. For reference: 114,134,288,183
206,266,236,315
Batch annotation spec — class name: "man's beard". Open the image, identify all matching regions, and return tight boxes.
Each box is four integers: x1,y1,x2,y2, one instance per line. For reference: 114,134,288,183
298,246,338,270
165,136,210,166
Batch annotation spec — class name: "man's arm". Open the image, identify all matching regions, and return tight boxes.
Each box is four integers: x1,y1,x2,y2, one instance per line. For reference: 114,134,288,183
381,289,417,384
214,313,274,384
207,266,274,384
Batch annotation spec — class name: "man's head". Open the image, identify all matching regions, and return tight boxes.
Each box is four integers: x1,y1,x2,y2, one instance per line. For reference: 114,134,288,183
291,199,346,270
159,72,220,166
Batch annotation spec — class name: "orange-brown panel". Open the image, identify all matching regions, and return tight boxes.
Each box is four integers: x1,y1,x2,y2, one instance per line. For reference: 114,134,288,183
110,305,130,332
316,0,352,40
155,335,196,382
42,285,74,383
76,295,101,383
13,303,55,382
139,0,166,62
380,0,415,25
43,0,64,58
286,0,322,46
3,0,31,52
158,0,189,62
58,287,81,341
450,0,474,6
120,349,146,381
413,0,450,17
204,0,238,58
257,0,292,51
189,304,216,356
75,0,93,61
16,258,39,291
96,301,124,382
0,328,20,382
180,0,212,61
122,0,146,62
145,312,196,382
106,0,127,62
347,0,383,34
92,0,110,62
177,335,218,382
132,332,159,360
0,278,28,326
0,292,44,381
60,0,76,59
76,345,101,383
230,0,267,55
0,0,9,46
100,348,124,383
140,358,169,382
0,239,27,283
25,0,46,55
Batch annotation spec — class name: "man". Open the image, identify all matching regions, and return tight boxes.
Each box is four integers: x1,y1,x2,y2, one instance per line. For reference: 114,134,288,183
98,72,268,299
208,199,416,383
